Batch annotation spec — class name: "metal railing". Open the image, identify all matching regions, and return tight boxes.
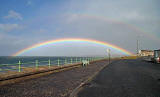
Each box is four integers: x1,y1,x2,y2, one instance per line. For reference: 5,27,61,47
0,57,105,73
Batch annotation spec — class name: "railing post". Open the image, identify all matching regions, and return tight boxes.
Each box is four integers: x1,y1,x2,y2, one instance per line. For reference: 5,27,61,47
58,58,60,66
18,60,21,72
65,58,67,64
71,58,72,64
76,57,77,63
48,59,51,68
80,58,81,62
36,60,38,69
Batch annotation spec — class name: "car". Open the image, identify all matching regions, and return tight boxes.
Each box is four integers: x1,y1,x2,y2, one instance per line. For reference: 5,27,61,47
154,50,160,63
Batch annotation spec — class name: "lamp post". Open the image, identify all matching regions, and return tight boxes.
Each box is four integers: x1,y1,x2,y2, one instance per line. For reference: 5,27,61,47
137,35,142,56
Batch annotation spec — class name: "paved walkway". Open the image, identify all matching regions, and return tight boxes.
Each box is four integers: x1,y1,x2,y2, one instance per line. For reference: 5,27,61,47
77,59,160,97
0,60,108,97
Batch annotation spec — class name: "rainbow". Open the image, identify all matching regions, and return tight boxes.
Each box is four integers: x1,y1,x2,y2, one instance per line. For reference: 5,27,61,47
12,38,133,56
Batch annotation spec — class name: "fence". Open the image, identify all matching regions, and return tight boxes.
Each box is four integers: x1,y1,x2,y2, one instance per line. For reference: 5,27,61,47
0,57,105,73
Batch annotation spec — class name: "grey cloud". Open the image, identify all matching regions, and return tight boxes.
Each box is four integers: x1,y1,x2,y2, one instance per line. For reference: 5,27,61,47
58,14,160,53
0,23,23,33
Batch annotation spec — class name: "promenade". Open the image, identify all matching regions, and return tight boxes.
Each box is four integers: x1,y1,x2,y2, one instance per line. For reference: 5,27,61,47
76,59,160,97
0,60,108,97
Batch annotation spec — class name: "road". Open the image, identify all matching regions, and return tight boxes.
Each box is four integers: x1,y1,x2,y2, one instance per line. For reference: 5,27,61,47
0,60,108,97
77,59,160,97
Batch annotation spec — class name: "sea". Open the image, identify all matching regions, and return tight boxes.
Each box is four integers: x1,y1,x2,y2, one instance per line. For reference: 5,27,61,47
0,56,92,72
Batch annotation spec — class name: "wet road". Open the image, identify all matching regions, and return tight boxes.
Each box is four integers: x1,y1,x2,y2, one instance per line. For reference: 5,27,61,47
0,60,108,97
77,59,160,97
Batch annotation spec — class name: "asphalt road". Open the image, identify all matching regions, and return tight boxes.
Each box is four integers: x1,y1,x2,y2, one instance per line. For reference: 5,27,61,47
0,60,108,97
77,59,160,97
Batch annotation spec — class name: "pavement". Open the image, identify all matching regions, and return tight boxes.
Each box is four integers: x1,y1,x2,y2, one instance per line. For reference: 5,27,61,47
0,60,108,97
77,59,160,97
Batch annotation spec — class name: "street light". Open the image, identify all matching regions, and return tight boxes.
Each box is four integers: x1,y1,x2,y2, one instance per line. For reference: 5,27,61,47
137,35,142,56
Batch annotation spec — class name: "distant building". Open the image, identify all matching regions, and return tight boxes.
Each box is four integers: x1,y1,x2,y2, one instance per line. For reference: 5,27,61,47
139,50,154,56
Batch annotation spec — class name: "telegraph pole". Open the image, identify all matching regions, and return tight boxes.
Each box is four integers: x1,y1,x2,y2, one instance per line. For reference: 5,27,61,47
137,39,139,56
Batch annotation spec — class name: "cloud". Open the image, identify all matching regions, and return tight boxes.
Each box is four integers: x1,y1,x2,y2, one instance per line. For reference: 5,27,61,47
0,23,23,33
117,11,145,21
27,0,33,6
4,10,23,20
0,0,159,56
59,13,160,52
76,0,159,22
0,33,28,56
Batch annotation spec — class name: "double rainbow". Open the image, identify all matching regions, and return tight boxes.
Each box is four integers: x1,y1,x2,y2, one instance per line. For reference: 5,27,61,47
12,38,133,56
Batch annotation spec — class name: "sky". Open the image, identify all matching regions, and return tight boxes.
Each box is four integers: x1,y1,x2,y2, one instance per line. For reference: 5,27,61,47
0,0,160,56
